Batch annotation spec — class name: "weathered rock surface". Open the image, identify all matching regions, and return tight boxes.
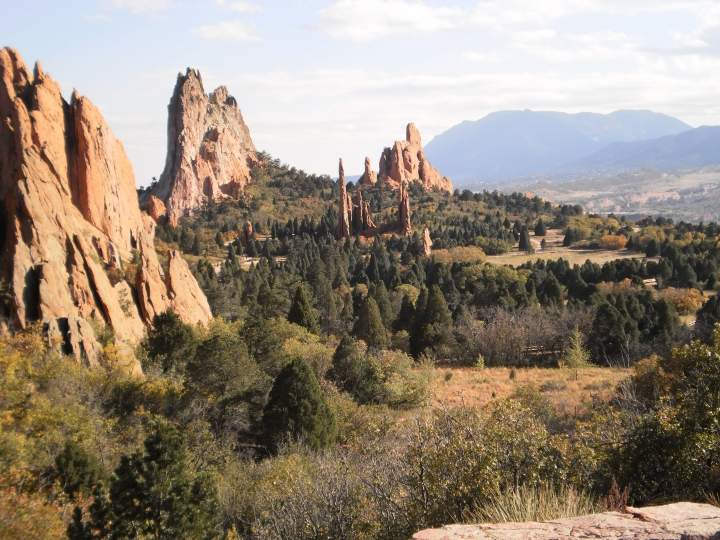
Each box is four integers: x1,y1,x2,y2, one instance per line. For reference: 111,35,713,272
353,188,376,233
399,180,412,236
423,227,433,256
412,502,720,540
337,159,352,239
147,68,258,226
379,123,452,193
358,156,377,186
145,194,167,223
0,48,212,367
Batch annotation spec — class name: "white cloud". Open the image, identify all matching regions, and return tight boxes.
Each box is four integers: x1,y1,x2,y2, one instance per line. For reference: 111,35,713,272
317,0,463,41
111,0,172,14
216,0,261,13
194,20,259,41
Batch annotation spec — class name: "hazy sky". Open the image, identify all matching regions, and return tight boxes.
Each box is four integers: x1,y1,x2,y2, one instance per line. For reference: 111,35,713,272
5,0,720,184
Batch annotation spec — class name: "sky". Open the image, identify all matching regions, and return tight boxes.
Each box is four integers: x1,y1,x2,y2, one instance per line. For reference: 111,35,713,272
5,0,720,184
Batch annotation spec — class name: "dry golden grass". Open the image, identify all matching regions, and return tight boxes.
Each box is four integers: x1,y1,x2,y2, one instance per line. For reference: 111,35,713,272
431,246,486,264
431,366,630,415
485,228,644,268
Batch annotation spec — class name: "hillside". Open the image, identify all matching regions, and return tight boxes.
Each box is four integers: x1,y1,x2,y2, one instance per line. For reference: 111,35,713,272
425,109,691,184
565,125,720,174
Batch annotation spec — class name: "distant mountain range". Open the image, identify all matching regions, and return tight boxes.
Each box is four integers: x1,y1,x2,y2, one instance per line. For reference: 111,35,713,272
424,110,720,186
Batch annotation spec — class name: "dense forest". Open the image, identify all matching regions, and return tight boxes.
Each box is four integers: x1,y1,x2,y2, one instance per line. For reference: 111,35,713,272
4,156,720,539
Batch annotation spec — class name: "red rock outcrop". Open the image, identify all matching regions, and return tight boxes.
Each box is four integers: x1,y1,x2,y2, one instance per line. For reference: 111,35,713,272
336,159,352,239
352,189,376,233
379,123,452,193
147,68,258,226
413,502,720,540
358,156,377,186
0,48,212,367
145,195,167,223
422,227,432,256
399,181,412,236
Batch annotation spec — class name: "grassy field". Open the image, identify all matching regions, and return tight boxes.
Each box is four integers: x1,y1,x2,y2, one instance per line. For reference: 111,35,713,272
485,228,644,267
431,366,631,415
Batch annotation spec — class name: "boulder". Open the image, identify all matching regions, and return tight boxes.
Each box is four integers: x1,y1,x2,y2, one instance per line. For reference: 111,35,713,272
0,48,213,367
379,123,452,193
147,68,258,226
412,502,720,540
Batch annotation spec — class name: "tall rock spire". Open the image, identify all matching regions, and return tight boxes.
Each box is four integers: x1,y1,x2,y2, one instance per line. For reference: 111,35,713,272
399,180,412,236
146,68,258,226
337,159,352,239
358,156,377,186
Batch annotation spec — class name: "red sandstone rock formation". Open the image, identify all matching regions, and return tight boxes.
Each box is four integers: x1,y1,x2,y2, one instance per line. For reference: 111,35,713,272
337,159,352,239
378,123,452,193
422,227,432,256
352,189,376,233
358,156,377,186
147,68,258,226
399,181,412,236
0,48,212,367
145,195,167,223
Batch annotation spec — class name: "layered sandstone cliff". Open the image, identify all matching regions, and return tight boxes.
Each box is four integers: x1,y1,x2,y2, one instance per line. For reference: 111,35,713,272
0,48,212,367
378,123,452,193
147,68,258,226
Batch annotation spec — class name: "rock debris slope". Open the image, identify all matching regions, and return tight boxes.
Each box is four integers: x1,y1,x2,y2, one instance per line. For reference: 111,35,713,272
0,48,212,366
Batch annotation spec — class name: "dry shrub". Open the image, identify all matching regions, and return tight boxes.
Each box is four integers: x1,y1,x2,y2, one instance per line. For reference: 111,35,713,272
657,287,705,315
432,246,486,264
0,486,66,540
599,235,628,250
465,482,603,524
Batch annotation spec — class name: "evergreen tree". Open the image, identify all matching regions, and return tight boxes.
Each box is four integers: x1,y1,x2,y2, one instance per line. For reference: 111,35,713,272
328,335,377,403
352,296,389,350
519,226,533,252
54,441,101,499
145,311,197,375
287,284,320,334
410,285,455,359
394,294,416,332
370,281,394,329
562,327,591,368
70,424,220,539
262,358,337,452
534,219,547,236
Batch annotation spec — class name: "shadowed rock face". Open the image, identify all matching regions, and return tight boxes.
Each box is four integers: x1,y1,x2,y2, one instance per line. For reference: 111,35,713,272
379,123,452,193
413,502,720,540
0,48,212,367
148,68,258,226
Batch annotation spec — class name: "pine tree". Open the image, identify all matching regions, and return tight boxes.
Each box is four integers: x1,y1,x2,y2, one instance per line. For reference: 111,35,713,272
370,281,394,329
262,358,337,452
410,285,455,359
287,284,320,334
70,424,221,539
534,219,547,236
352,296,389,350
562,327,591,368
146,311,197,374
519,226,534,252
394,294,416,332
328,335,376,403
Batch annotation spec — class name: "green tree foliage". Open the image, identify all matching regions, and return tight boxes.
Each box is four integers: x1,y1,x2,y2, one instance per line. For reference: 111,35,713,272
561,327,590,368
519,226,533,252
352,296,389,350
262,358,337,453
287,284,320,334
534,219,547,237
327,335,375,403
410,285,455,359
54,441,101,499
69,423,221,539
144,311,197,375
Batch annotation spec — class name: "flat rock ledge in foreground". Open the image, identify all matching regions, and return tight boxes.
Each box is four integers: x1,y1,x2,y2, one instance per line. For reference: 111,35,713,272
412,502,720,540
